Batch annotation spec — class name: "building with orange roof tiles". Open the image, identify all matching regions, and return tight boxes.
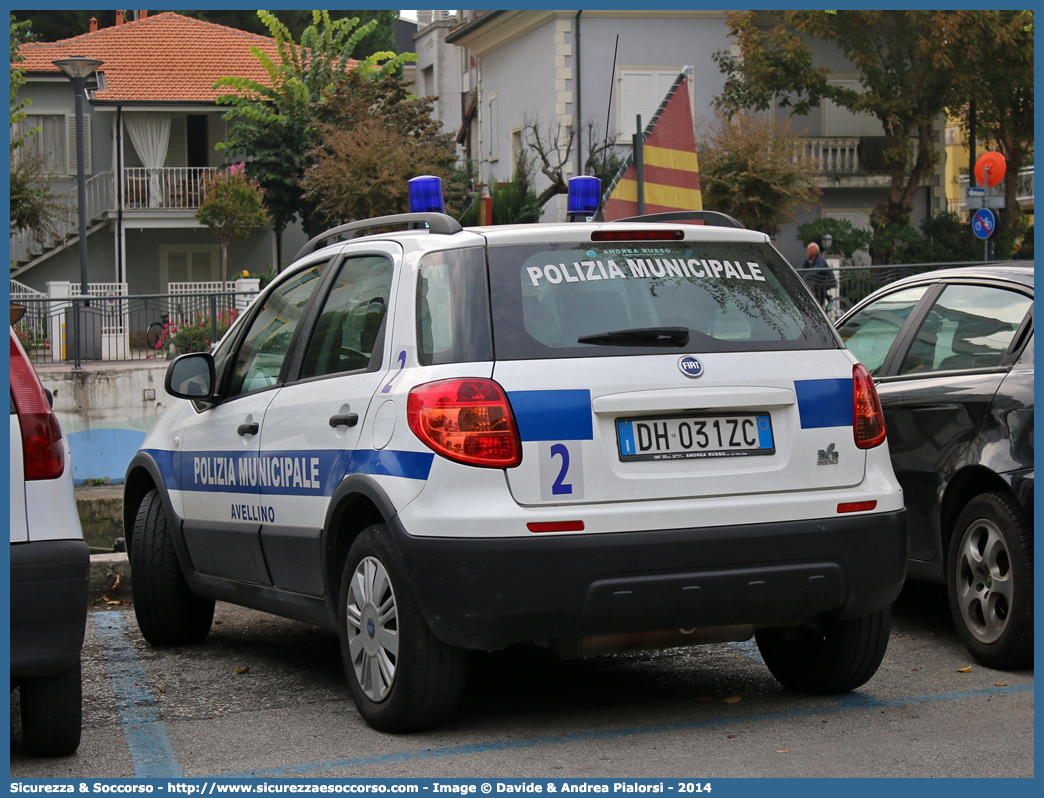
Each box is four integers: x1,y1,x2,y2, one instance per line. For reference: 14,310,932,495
11,11,308,310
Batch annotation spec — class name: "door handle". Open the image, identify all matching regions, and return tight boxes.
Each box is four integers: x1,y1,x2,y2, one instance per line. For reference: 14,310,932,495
237,422,259,436
329,413,359,428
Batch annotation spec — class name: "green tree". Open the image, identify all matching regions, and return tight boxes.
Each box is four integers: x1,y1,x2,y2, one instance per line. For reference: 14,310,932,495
940,11,1034,258
10,14,62,239
697,110,820,237
715,11,959,261
215,10,416,264
796,218,873,265
196,164,271,290
301,71,465,224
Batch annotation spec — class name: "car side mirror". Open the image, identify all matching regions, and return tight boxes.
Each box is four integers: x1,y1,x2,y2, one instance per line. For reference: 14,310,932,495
165,353,216,402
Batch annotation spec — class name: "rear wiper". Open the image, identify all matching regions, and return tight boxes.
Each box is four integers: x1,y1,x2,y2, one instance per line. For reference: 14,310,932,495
577,326,691,346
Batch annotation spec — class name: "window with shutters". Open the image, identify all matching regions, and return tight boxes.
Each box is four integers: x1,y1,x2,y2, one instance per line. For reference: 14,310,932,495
823,80,884,137
160,246,218,292
488,92,498,161
617,69,680,141
13,112,91,176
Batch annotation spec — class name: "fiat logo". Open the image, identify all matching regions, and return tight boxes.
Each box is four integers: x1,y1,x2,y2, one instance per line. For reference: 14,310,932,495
678,356,704,378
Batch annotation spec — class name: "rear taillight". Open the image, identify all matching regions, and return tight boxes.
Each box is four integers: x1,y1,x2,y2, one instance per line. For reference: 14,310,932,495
10,332,65,480
407,379,522,468
853,363,886,449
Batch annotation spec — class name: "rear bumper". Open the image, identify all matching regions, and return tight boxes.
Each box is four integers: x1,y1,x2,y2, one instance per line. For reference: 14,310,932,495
10,540,89,678
391,509,907,650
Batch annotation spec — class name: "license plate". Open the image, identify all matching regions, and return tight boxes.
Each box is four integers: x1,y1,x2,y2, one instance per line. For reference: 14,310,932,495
616,413,775,461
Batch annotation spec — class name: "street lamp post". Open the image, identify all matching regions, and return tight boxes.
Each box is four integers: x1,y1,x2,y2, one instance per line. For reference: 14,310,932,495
52,56,103,300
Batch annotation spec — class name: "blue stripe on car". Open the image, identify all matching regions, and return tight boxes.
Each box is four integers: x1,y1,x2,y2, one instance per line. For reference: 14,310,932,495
142,447,434,496
508,389,593,441
794,379,853,429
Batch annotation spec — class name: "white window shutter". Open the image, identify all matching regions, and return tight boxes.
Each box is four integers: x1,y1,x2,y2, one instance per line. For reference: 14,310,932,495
824,79,884,137
65,113,92,175
488,94,499,161
620,71,655,138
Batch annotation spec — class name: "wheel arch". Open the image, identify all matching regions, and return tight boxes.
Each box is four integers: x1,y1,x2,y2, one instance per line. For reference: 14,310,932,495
321,474,399,625
939,466,1019,565
123,451,199,588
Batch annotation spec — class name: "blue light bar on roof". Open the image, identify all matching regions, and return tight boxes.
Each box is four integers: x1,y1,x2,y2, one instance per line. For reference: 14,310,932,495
408,175,446,214
566,176,601,221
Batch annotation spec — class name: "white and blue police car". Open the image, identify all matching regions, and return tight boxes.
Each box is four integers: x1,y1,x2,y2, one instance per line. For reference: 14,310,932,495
125,176,906,732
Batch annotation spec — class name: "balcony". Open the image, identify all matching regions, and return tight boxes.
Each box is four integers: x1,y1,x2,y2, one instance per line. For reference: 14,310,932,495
121,167,217,211
791,136,924,189
952,166,1033,216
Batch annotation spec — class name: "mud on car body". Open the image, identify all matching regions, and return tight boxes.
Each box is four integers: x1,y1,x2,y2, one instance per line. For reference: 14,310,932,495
125,179,906,731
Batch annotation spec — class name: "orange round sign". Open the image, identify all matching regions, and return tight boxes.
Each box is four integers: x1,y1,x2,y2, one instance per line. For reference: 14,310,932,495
974,151,1006,188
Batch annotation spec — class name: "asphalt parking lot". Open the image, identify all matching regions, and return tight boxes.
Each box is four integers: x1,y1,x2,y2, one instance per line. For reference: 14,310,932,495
10,581,1033,779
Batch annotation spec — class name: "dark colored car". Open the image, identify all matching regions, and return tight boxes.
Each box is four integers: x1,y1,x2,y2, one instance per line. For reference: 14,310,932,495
837,263,1033,669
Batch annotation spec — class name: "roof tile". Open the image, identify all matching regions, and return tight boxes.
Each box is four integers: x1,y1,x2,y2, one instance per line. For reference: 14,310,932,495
18,12,289,103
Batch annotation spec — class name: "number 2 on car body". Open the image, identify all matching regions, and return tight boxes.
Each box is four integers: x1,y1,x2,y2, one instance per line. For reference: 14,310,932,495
540,441,584,501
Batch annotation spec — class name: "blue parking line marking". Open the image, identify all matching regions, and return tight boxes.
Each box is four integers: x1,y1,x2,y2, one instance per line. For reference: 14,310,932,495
213,683,1032,778
92,612,183,778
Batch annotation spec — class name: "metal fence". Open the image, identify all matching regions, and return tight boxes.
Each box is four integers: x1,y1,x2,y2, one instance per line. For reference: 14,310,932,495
11,290,259,368
823,261,995,321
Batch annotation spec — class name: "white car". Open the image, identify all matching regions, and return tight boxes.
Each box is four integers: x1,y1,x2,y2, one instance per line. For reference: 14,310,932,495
125,178,907,732
10,318,88,756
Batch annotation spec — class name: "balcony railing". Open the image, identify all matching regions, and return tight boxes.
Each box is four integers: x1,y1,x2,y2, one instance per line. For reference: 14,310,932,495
122,167,218,211
793,137,861,174
792,137,925,177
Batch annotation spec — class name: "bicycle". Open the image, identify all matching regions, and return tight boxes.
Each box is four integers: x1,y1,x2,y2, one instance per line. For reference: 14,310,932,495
145,321,165,352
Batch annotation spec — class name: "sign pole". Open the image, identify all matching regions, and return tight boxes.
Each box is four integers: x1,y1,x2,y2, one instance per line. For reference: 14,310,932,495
983,165,990,261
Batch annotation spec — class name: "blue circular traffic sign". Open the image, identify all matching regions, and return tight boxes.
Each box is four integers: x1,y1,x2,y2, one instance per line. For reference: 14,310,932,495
972,209,996,240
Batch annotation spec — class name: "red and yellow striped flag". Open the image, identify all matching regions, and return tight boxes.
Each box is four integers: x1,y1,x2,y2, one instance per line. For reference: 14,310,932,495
601,72,702,219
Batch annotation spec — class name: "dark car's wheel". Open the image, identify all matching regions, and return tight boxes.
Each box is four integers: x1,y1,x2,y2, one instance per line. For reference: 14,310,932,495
19,659,82,757
947,492,1033,669
130,489,214,645
755,607,890,694
339,524,466,732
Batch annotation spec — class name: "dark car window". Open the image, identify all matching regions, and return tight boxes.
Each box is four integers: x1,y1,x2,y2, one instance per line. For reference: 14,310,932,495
300,255,392,378
226,264,326,398
417,247,492,365
488,240,835,359
899,284,1032,375
838,286,929,376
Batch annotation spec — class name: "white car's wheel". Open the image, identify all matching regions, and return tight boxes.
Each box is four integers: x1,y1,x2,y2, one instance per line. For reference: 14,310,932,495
130,489,214,646
339,524,466,731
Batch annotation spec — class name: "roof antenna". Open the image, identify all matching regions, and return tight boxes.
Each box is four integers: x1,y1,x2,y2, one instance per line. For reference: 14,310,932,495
590,34,619,223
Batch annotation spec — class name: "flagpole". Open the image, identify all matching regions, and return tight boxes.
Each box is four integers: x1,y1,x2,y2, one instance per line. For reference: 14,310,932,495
634,114,644,215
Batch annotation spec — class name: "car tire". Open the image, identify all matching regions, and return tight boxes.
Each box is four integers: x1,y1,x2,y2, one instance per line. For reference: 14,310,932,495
19,659,82,757
947,492,1033,670
755,607,890,694
338,524,467,732
130,488,214,646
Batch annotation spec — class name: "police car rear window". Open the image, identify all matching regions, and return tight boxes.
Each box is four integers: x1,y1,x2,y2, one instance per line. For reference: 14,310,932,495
487,241,836,359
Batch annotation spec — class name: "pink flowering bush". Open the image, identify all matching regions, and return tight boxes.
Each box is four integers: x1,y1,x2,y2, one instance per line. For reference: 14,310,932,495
196,163,270,289
156,308,238,356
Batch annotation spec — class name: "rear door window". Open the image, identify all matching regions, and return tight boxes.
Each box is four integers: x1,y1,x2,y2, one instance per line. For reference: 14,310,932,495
488,241,835,359
898,284,1032,375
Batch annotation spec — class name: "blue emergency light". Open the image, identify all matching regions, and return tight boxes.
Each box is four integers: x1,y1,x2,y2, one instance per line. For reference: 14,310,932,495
566,176,601,221
408,175,446,214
